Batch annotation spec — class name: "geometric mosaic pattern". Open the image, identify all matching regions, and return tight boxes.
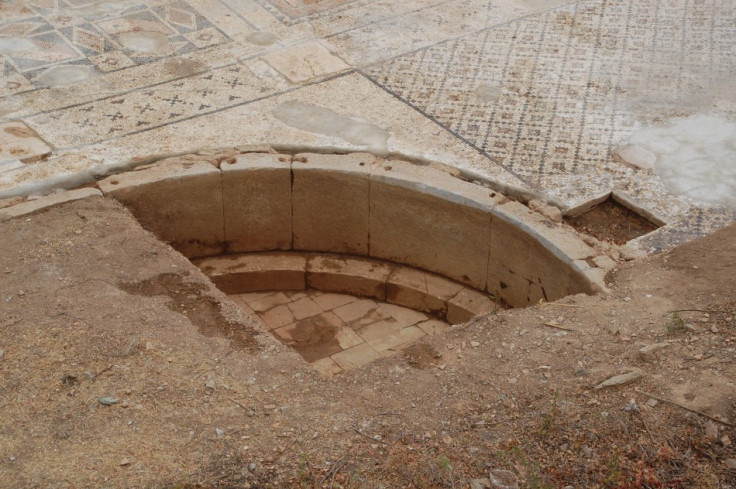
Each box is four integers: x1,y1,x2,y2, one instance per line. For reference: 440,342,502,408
2,0,735,252
364,0,736,192
253,0,366,24
0,0,229,92
362,0,736,246
26,62,295,147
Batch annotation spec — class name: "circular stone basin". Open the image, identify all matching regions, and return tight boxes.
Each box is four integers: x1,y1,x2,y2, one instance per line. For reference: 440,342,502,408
1,149,612,372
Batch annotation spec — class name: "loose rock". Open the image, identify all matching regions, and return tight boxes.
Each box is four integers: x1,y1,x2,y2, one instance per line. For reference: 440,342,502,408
593,368,643,390
470,478,491,489
99,397,118,406
488,469,518,489
705,421,719,442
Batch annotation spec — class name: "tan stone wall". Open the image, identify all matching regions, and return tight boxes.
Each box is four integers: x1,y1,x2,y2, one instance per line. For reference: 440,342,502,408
80,150,609,307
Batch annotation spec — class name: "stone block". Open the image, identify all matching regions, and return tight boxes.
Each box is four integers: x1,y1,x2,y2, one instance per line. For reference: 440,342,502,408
417,319,452,335
375,302,428,327
385,266,464,317
0,121,52,163
311,356,343,375
292,153,375,254
306,254,393,300
331,343,382,370
98,159,223,258
193,253,306,294
262,41,350,83
222,153,292,253
488,201,594,306
335,326,364,350
311,292,356,311
261,304,294,330
0,188,101,221
241,292,290,312
332,298,390,328
446,287,498,324
356,319,403,343
287,296,322,320
367,325,425,352
370,160,496,289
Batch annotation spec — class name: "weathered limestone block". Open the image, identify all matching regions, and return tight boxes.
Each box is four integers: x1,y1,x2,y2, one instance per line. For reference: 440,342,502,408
98,160,223,258
370,160,499,289
194,253,306,293
292,153,375,254
222,153,292,252
306,253,393,299
0,188,102,221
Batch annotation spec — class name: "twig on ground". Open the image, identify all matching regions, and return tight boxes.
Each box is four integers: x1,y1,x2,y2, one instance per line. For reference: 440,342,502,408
230,398,249,410
538,300,583,308
682,354,716,366
93,365,114,379
635,389,735,427
319,458,345,487
275,435,300,460
541,322,575,332
354,428,390,445
670,309,732,315
637,412,657,445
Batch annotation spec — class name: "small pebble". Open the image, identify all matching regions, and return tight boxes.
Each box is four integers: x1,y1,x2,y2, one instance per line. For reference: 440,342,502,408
99,397,118,406
248,462,257,471
216,428,224,436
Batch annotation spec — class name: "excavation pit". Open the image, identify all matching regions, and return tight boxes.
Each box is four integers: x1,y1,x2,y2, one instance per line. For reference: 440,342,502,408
2,149,614,373
565,195,663,245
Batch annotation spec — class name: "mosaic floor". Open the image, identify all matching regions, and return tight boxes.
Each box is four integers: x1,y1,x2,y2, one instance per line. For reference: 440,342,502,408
229,289,451,375
0,0,735,252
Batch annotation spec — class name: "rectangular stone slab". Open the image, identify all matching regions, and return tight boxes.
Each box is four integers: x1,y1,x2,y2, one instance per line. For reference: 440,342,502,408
98,160,224,258
292,153,375,254
222,154,292,252
370,161,493,290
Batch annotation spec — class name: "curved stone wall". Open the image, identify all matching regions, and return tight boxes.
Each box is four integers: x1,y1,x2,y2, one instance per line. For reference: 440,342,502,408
1,150,612,308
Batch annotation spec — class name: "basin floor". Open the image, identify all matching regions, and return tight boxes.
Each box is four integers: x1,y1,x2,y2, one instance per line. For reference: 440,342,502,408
229,289,451,375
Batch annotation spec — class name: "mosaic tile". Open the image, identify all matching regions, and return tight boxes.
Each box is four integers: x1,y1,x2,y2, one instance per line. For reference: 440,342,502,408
253,0,367,24
0,0,231,89
261,40,350,83
0,121,52,163
25,62,294,147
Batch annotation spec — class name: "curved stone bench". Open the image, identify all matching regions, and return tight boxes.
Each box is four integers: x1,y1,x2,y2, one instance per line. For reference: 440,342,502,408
193,252,498,325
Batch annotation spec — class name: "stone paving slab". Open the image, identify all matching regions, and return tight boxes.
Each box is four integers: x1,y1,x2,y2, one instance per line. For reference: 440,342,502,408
233,289,452,374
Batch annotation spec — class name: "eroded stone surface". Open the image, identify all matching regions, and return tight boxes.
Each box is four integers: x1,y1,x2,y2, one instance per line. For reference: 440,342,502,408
231,289,451,374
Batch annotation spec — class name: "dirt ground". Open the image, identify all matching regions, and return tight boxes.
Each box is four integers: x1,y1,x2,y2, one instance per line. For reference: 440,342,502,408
1,196,735,489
